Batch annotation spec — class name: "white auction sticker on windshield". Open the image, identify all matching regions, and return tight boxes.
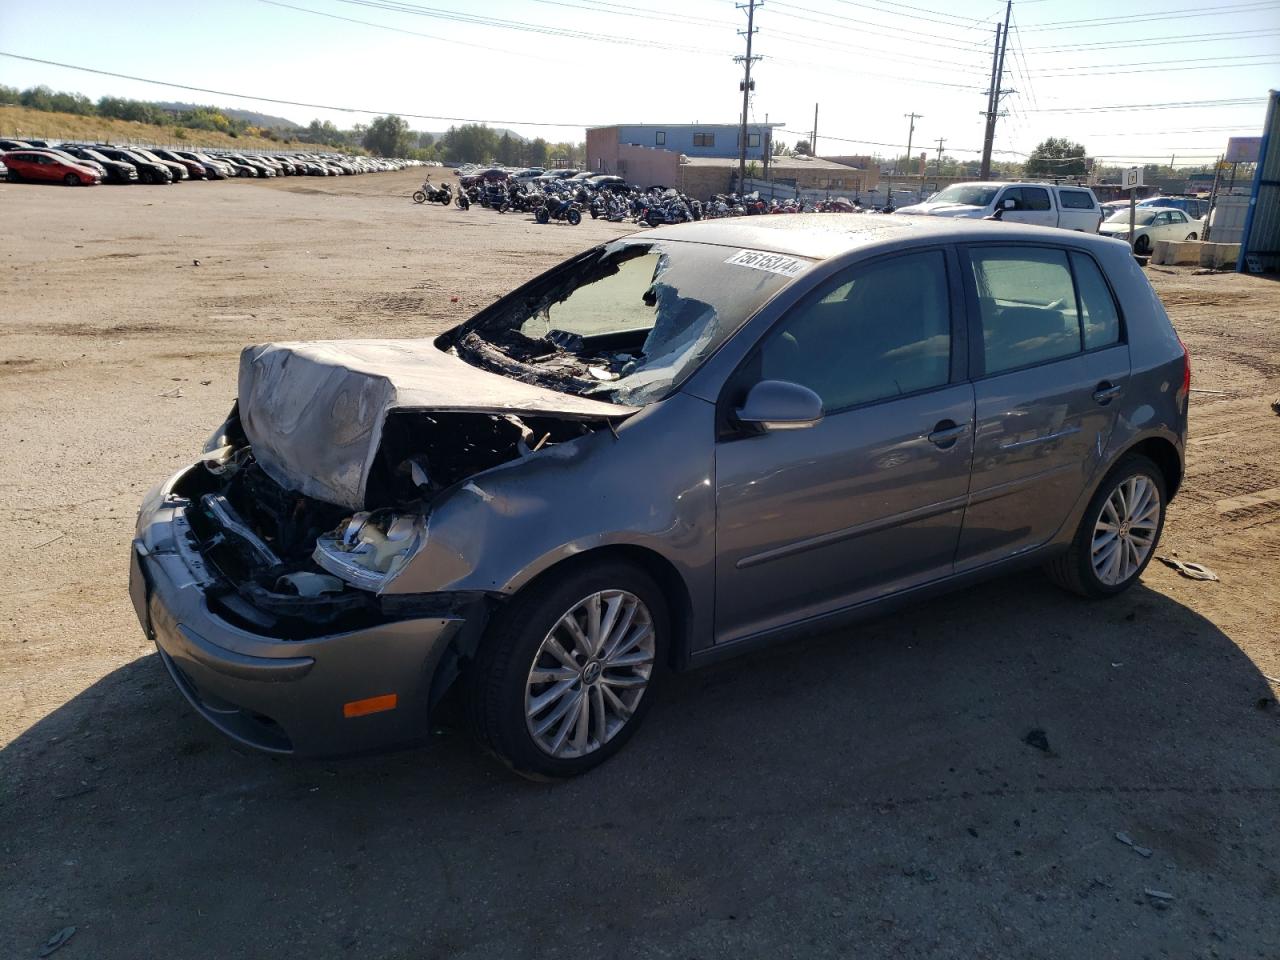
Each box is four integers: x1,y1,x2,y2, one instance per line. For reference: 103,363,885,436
724,249,808,277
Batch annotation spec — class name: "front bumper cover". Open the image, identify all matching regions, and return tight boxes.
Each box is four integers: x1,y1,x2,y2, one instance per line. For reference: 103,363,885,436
130,470,472,756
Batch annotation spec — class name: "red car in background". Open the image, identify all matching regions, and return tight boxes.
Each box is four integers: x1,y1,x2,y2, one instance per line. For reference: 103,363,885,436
3,149,102,186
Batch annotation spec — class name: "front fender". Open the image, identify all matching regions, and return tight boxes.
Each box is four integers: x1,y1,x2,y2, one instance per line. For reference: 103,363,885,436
385,392,718,637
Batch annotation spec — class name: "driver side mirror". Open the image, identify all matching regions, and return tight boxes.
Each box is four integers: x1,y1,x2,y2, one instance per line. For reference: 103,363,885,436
1002,197,1018,210
735,380,824,431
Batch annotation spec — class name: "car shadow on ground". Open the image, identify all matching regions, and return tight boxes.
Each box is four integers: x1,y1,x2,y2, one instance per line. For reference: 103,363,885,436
3,572,1278,959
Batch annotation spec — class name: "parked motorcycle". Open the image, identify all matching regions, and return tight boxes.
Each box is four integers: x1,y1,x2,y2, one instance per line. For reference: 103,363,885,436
535,196,582,225
412,181,452,205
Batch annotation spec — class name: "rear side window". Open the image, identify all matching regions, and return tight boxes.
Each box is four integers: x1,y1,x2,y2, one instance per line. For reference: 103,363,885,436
1059,190,1095,209
969,247,1081,374
1070,253,1121,350
753,250,952,411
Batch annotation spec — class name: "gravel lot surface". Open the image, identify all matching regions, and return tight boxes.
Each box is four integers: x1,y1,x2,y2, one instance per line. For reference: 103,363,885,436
2,169,1278,959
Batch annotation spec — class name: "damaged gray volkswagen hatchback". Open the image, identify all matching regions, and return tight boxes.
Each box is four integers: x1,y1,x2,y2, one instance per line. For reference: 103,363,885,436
131,215,1188,777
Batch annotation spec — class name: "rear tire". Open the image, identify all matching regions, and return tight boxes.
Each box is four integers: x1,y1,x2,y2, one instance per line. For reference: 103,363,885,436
466,561,669,779
1045,454,1166,599
535,208,550,224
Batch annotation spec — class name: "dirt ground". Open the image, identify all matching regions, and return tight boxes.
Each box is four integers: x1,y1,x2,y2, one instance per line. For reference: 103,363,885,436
2,168,1278,959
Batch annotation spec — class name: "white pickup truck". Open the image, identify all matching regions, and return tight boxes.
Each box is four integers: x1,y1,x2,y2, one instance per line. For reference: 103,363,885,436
896,181,1104,232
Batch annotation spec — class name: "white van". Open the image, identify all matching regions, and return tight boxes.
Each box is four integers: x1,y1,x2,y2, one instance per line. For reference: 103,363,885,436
897,182,1103,232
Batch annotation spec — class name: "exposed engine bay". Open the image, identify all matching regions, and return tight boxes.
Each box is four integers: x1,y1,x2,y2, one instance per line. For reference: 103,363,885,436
174,406,607,637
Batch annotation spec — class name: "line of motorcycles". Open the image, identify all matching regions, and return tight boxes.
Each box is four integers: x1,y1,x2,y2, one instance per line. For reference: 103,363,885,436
412,176,881,227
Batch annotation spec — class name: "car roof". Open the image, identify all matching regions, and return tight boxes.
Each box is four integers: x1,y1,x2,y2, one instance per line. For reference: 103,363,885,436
642,213,1122,261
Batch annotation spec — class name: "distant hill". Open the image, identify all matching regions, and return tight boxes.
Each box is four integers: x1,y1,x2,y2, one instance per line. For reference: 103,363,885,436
0,104,315,151
152,102,302,130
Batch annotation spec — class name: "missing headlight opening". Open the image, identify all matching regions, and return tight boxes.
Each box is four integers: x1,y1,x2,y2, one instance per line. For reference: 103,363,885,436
173,405,607,631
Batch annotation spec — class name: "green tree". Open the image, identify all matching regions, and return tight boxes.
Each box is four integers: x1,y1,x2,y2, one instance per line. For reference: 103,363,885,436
496,132,519,166
524,137,549,167
794,139,813,156
1024,137,1088,178
440,124,500,163
362,114,412,157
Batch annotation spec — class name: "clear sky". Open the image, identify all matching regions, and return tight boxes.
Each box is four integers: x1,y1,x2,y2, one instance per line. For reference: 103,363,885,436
1,0,1276,166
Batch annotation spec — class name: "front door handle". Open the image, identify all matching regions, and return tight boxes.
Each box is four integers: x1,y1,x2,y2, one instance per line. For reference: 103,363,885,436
927,420,968,448
1093,381,1123,405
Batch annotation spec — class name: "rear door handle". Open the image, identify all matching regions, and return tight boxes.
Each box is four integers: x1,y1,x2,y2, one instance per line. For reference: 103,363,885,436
1093,381,1123,405
927,420,969,448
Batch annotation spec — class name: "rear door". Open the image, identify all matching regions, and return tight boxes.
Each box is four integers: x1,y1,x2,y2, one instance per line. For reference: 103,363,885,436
1056,188,1101,232
956,244,1130,569
714,247,975,643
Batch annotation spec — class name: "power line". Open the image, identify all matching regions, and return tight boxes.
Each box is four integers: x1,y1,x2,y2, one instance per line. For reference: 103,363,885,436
259,0,553,60
767,1,992,52
326,0,723,53
1025,26,1280,52
0,51,603,128
1021,0,1280,31
1027,97,1269,113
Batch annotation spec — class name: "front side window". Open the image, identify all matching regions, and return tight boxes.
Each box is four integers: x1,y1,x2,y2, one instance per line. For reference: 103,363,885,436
969,247,1082,375
750,251,952,412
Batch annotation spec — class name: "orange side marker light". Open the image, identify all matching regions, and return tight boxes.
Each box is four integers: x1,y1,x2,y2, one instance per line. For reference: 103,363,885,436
343,693,398,718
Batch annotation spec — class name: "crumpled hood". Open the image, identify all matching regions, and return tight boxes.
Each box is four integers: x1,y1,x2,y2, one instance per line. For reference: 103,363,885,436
238,339,635,510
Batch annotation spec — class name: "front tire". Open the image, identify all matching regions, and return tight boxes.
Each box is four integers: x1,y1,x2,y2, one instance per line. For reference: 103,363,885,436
63,173,79,186
535,208,550,224
1134,234,1152,255
412,190,426,204
567,208,582,226
466,562,669,779
1045,454,1166,598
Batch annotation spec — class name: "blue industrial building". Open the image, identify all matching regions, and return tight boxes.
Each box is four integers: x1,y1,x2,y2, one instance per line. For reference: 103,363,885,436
586,122,780,163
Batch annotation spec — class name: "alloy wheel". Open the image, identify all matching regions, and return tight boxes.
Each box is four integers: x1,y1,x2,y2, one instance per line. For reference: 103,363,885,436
1091,475,1160,586
524,590,655,759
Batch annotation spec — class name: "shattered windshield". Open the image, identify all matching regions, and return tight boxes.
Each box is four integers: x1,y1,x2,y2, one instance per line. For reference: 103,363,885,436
447,239,811,405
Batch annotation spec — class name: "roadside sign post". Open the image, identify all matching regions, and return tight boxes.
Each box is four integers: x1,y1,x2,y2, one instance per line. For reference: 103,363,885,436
1123,166,1144,253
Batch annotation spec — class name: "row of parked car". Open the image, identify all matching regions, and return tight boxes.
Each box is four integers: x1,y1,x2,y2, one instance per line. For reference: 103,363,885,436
0,138,421,186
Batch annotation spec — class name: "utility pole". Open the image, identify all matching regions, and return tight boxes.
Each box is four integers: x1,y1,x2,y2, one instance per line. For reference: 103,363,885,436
934,137,946,175
980,0,1012,179
735,0,761,194
812,103,819,157
903,111,921,180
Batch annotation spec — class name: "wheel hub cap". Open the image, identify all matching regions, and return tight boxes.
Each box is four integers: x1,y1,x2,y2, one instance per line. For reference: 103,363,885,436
1091,475,1160,586
524,589,656,759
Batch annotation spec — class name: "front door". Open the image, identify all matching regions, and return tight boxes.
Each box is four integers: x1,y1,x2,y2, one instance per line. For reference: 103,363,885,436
955,244,1131,569
999,186,1058,228
714,248,975,644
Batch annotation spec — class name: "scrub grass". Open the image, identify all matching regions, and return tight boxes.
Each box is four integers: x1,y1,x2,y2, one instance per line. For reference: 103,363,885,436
0,105,316,151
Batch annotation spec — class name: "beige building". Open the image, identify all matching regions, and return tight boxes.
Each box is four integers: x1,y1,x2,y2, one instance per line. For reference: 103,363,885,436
676,155,878,198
